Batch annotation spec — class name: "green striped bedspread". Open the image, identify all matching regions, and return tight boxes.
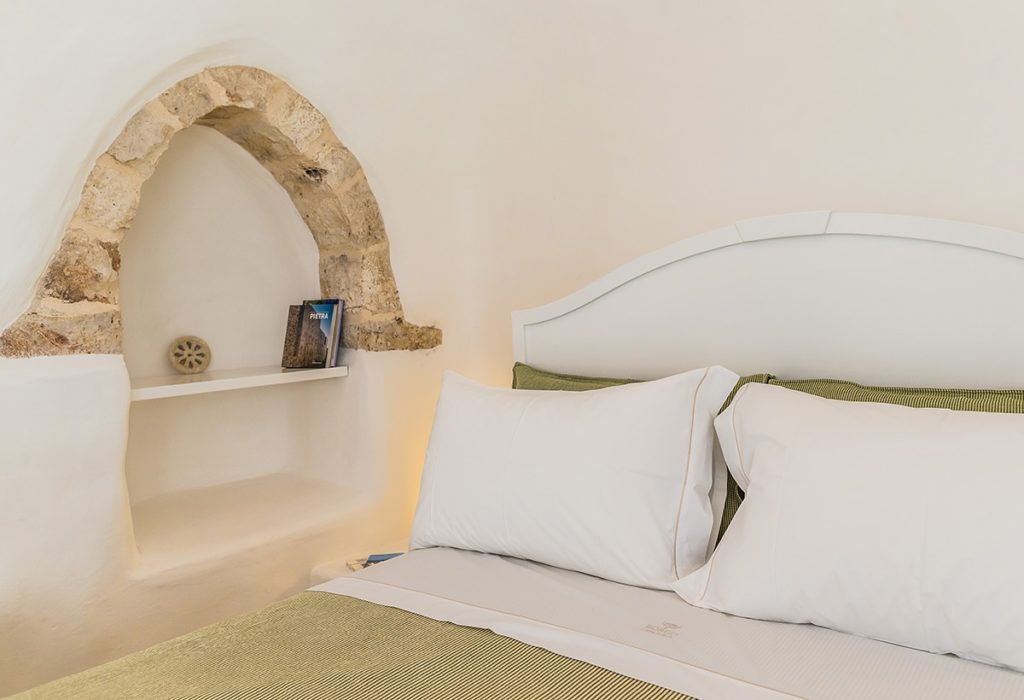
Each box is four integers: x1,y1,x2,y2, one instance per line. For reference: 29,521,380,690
12,592,694,700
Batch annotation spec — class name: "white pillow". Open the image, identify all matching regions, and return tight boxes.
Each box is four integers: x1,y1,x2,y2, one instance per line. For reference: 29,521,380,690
674,382,1024,671
410,367,739,589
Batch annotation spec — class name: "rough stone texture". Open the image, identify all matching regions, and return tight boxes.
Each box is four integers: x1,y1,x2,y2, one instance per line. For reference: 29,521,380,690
40,230,119,304
158,73,222,127
312,141,363,186
199,107,301,166
107,103,181,171
291,193,354,255
343,316,443,353
265,91,328,153
205,66,273,111
0,66,441,357
76,155,146,231
335,175,389,248
320,245,404,319
0,301,121,357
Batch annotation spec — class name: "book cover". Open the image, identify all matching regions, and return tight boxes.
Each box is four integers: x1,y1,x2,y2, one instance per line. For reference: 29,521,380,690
304,298,345,367
285,301,334,368
280,305,303,368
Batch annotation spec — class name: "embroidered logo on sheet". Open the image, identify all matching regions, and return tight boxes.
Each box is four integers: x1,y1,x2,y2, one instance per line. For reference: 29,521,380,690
641,621,682,639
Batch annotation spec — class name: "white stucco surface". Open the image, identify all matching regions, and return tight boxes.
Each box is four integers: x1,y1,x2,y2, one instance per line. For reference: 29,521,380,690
4,0,1024,693
0,356,132,684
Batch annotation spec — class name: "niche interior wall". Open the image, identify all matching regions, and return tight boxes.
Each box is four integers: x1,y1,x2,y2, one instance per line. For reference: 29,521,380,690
0,65,441,357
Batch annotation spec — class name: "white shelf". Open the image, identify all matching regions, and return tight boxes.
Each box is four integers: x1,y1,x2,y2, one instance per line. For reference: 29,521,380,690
130,365,349,402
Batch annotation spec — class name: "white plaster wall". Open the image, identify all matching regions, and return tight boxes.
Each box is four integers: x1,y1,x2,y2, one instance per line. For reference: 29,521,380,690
4,0,1024,693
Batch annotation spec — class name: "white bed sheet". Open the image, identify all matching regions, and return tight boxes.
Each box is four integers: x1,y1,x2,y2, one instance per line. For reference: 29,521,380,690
313,547,1024,700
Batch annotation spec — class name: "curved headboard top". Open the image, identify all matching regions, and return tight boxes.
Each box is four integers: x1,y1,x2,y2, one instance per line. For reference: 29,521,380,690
512,211,1024,388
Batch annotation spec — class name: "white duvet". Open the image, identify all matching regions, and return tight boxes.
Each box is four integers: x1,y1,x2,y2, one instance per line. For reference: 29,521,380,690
313,547,1024,700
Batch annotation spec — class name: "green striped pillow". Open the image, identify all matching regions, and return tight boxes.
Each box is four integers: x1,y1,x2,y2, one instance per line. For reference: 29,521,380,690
511,363,640,391
770,377,1024,413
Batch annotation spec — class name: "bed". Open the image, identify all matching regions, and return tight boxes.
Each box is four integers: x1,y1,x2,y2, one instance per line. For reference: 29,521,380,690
16,211,1024,699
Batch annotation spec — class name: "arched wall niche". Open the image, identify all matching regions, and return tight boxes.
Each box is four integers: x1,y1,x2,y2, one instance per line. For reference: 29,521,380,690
0,65,441,357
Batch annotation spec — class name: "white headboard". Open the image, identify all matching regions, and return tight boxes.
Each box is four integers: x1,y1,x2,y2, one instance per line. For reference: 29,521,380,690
512,212,1024,388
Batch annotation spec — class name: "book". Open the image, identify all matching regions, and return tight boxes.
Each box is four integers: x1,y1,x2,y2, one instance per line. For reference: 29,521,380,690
281,300,331,369
280,305,303,368
281,298,345,369
306,298,345,367
346,552,403,571
330,299,345,366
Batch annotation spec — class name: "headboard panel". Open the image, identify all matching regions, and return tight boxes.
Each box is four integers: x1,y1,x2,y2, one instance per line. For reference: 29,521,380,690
512,212,1024,388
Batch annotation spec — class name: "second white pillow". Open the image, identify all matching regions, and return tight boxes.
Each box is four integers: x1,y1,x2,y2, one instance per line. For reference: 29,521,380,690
410,367,738,589
676,382,1024,671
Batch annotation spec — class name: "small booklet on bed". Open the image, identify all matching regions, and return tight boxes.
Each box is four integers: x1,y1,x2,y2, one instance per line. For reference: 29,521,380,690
281,298,345,369
346,552,403,572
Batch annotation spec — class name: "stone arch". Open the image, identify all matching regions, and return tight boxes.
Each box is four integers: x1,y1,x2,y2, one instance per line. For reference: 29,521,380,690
0,66,441,357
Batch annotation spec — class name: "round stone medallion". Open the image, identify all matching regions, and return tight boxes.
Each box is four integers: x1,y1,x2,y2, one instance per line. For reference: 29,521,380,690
168,335,212,374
